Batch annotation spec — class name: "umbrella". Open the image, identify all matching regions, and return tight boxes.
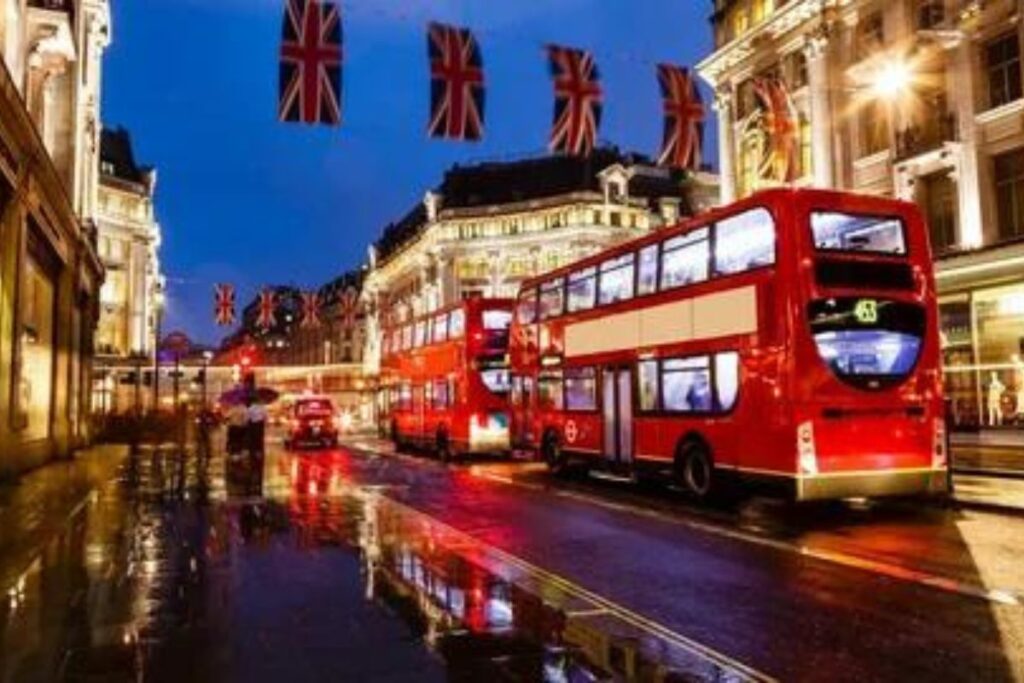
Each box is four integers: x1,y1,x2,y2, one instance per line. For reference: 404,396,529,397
219,386,280,406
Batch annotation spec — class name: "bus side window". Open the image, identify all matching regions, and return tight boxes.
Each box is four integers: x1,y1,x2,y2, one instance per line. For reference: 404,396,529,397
511,376,523,406
661,356,713,413
715,352,740,411
637,360,659,411
714,208,775,275
516,290,538,325
564,367,598,411
637,245,659,296
567,267,597,312
598,254,635,305
433,314,449,343
538,371,564,410
449,309,466,338
660,228,709,290
540,278,565,320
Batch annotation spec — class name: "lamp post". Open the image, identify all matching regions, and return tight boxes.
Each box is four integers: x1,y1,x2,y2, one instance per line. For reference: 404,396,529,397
202,350,213,410
153,288,166,414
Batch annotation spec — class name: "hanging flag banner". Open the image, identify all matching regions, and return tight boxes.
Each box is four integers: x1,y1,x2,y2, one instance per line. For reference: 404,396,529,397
339,286,360,331
427,22,485,141
279,0,343,126
657,64,704,171
301,291,322,328
257,289,278,330
748,77,799,184
547,45,603,156
214,284,236,327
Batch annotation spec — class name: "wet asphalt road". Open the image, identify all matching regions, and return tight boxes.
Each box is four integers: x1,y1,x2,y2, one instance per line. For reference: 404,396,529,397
1,432,1023,682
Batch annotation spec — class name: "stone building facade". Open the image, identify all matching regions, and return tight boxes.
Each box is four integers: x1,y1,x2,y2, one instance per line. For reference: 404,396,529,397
698,0,1024,428
95,127,163,360
0,0,110,475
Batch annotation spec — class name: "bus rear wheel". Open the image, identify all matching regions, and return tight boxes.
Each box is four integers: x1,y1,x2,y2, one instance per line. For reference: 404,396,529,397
542,431,569,477
676,438,715,502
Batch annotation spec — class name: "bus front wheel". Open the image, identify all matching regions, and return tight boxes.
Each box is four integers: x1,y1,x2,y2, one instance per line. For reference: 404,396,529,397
542,431,569,477
676,438,715,501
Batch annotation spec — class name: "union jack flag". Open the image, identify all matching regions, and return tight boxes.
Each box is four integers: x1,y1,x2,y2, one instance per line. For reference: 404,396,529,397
339,286,359,331
301,291,321,328
279,0,343,126
428,22,485,141
547,45,602,156
753,77,799,182
657,64,705,170
214,284,235,327
257,289,277,330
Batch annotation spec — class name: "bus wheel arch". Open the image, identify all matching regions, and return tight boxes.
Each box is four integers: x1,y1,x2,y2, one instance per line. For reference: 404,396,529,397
675,433,715,500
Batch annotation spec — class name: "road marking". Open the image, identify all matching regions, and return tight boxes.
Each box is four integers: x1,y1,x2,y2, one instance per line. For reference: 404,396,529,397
343,439,1023,608
377,493,777,683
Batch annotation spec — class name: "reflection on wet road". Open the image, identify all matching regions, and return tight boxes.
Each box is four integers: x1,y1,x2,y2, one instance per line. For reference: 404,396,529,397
0,442,761,682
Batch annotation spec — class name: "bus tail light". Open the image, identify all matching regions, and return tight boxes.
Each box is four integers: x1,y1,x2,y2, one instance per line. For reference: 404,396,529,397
797,420,818,475
932,418,947,469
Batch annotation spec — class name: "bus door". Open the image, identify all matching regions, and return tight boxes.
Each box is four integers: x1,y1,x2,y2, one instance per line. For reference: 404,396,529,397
521,375,536,445
602,366,633,465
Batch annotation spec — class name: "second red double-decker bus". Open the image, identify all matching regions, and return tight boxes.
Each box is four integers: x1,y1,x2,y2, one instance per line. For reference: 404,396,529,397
509,188,948,501
379,297,513,460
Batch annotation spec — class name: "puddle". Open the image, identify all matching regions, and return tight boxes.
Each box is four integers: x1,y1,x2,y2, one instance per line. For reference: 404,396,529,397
0,449,759,682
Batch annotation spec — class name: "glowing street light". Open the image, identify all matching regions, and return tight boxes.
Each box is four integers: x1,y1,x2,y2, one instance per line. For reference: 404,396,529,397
873,60,912,100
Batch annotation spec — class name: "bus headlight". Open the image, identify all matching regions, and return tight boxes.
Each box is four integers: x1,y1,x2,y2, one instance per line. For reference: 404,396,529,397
797,420,818,475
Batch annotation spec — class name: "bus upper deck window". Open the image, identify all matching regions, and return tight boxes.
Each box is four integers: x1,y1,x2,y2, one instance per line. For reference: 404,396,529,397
661,228,709,290
715,208,775,275
599,253,635,305
449,309,466,338
811,211,907,255
567,267,597,312
540,278,565,320
637,245,659,295
516,290,538,325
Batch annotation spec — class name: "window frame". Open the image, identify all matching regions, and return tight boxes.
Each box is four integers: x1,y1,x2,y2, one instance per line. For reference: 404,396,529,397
563,366,599,412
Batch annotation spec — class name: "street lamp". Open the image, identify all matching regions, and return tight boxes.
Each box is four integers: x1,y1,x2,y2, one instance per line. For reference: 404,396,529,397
153,287,166,414
873,60,911,100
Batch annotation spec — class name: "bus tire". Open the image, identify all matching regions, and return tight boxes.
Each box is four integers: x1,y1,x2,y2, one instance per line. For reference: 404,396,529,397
436,429,452,463
676,437,715,502
542,430,569,477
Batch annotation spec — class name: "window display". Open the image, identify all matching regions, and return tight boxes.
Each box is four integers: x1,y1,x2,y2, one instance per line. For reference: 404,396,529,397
17,253,56,441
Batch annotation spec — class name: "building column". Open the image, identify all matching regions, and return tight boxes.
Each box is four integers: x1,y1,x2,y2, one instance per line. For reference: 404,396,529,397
805,31,835,188
950,38,984,249
714,89,736,203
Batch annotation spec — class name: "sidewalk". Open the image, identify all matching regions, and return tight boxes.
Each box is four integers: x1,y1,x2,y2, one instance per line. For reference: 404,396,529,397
0,443,129,591
952,473,1024,514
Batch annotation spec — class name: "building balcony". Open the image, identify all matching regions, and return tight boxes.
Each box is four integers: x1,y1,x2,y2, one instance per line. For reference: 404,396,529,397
894,112,958,162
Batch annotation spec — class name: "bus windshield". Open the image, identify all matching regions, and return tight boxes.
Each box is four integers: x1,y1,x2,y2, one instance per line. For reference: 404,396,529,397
808,298,924,390
811,211,906,255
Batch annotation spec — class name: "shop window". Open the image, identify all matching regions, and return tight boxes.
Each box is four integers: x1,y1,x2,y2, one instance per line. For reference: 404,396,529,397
660,228,709,290
917,0,944,30
715,209,776,275
401,325,412,350
785,50,808,90
598,253,635,305
986,33,1022,109
567,266,597,312
17,246,56,440
637,360,659,411
414,320,426,347
540,277,565,320
799,114,812,178
637,244,659,296
564,367,597,411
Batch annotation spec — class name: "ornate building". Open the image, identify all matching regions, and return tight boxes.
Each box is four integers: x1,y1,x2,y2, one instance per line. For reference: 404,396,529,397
0,0,110,474
361,148,718,373
95,127,163,359
699,0,1024,429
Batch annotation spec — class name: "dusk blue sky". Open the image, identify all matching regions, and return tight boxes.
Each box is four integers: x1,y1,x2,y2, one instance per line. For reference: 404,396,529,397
102,0,716,345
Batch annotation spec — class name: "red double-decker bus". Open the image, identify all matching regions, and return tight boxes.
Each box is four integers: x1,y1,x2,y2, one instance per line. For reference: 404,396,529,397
509,188,948,501
380,297,514,460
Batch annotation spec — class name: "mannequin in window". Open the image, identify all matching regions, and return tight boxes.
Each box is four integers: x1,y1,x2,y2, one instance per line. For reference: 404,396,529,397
987,372,1006,427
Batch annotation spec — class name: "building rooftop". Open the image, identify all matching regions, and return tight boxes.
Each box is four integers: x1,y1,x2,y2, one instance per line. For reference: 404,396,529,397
100,127,150,188
374,147,693,263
